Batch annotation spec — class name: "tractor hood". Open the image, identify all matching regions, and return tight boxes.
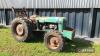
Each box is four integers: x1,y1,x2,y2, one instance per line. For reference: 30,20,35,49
36,17,65,23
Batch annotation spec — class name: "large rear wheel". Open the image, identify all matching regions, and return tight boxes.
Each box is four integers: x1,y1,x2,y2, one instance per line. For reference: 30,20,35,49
11,18,33,42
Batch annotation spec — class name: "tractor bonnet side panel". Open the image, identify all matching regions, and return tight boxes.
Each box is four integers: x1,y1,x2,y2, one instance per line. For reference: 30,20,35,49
61,30,74,40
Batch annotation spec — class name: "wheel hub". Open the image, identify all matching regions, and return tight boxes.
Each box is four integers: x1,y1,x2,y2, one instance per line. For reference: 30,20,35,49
49,36,60,49
16,24,24,36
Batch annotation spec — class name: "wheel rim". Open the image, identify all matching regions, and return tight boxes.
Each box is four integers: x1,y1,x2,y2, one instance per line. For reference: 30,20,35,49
48,36,60,49
16,24,24,36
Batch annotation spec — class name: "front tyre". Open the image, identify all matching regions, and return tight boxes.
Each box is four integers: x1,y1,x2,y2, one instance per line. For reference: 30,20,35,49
44,31,65,52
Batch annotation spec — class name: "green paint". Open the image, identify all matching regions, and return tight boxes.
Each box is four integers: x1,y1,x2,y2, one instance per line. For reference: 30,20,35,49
58,17,64,31
61,30,73,40
36,17,65,23
58,23,63,31
45,17,58,23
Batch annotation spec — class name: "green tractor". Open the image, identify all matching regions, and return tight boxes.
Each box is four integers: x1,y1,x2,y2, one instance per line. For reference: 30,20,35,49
11,8,75,52
11,15,75,51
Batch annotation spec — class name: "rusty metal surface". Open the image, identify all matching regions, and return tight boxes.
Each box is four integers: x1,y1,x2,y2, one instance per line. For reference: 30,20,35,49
49,36,60,49
16,24,24,36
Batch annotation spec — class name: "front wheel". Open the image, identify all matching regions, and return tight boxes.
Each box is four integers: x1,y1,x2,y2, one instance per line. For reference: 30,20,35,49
44,31,65,52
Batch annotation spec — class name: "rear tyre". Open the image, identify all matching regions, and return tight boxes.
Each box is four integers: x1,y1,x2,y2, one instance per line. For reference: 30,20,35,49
44,31,65,52
11,18,33,42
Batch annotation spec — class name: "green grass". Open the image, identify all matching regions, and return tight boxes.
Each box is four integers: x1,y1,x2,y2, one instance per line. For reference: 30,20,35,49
0,28,100,56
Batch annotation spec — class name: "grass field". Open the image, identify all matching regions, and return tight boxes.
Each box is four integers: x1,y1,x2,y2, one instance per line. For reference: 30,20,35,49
0,28,100,56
